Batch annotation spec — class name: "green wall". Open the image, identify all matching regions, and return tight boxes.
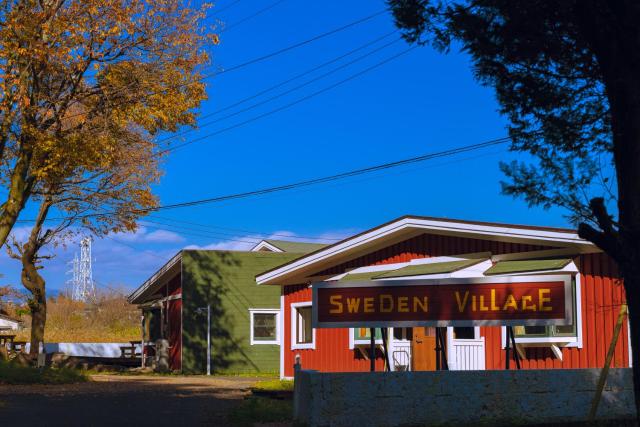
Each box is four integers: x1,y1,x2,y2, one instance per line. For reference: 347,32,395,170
181,250,300,374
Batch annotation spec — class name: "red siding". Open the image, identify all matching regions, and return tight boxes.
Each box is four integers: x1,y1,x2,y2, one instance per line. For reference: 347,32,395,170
168,298,182,371
282,233,629,376
165,273,182,371
283,285,385,377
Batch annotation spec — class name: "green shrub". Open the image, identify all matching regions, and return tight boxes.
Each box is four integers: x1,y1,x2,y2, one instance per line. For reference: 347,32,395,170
251,379,294,392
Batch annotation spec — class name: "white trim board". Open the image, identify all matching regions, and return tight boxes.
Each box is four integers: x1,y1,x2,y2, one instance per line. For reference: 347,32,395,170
291,302,316,350
251,241,284,253
256,216,599,286
280,292,286,379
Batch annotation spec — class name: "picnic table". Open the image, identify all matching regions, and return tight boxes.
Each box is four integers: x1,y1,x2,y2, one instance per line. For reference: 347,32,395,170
120,340,142,358
0,334,16,349
11,341,27,353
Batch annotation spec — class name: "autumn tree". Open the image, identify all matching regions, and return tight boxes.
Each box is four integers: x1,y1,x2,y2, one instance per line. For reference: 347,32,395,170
388,0,640,415
7,128,159,355
0,0,214,248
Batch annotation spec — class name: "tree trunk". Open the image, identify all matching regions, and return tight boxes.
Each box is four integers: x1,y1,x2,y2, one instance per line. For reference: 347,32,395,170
29,287,46,356
0,147,34,249
576,4,640,421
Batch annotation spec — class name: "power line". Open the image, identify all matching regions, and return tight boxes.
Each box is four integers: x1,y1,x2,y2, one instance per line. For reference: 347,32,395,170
211,9,386,77
17,135,513,225
157,137,511,210
145,214,341,241
221,0,288,33
63,9,387,123
102,235,179,261
160,37,402,145
164,45,417,152
159,30,398,144
213,0,243,15
140,218,339,242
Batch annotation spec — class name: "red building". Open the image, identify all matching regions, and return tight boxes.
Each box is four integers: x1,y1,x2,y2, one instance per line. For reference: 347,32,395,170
255,215,631,379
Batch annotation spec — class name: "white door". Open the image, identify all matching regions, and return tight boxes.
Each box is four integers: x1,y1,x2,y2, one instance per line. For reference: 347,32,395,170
447,327,485,370
390,328,412,371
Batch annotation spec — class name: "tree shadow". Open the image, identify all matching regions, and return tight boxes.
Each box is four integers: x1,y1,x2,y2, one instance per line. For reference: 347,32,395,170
181,250,288,375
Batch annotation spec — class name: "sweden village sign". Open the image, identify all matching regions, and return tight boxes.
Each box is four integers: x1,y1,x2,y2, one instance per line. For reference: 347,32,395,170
312,275,574,370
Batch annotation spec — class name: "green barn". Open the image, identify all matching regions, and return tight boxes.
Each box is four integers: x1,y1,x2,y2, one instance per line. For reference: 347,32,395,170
128,240,325,374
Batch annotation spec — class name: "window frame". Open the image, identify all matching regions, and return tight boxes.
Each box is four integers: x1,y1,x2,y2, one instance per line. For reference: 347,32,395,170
249,309,280,345
291,302,316,350
501,273,583,348
349,327,384,349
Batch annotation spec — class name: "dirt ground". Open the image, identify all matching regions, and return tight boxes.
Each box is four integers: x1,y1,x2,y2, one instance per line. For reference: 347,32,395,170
0,374,261,426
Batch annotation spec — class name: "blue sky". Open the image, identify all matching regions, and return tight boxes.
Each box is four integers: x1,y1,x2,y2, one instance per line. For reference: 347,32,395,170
1,0,572,295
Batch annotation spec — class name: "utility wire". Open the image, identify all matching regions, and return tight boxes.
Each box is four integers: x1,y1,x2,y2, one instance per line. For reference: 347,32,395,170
221,0,288,33
145,214,341,241
62,9,387,122
102,235,178,261
160,36,402,144
211,9,386,77
164,45,417,152
18,135,512,224
159,30,398,144
212,0,243,15
142,218,339,242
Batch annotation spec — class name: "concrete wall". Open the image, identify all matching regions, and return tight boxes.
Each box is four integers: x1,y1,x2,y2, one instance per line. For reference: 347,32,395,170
293,368,636,427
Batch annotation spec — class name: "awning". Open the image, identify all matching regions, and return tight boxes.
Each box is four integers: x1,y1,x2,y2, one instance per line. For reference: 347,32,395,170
484,259,572,275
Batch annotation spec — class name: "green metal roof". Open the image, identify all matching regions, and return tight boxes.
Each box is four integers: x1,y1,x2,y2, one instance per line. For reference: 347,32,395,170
338,271,390,282
374,259,486,278
264,239,328,254
484,259,572,275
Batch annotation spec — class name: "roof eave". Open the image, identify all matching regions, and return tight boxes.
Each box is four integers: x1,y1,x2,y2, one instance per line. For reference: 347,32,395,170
128,251,183,304
256,216,599,286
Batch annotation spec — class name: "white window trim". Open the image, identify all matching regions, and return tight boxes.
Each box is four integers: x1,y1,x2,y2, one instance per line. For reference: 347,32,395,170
249,309,280,345
279,294,286,379
500,273,583,349
291,302,316,350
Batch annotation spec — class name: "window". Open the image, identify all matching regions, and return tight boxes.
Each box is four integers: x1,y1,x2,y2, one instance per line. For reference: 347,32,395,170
249,309,279,345
453,327,476,340
349,327,385,349
506,276,582,348
393,327,413,341
291,303,315,349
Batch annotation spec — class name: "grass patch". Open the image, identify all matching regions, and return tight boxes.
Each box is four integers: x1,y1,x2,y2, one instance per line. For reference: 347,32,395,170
252,379,294,392
0,360,87,385
221,371,279,378
229,396,293,427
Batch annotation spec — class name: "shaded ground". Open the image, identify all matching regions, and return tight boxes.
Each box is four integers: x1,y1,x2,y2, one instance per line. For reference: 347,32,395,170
0,374,264,426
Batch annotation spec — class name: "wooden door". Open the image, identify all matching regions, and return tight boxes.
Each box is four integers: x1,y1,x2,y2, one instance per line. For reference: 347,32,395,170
412,327,437,371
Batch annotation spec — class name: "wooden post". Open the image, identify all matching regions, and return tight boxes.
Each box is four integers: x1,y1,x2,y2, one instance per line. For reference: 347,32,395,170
588,303,628,421
381,328,391,372
369,328,376,372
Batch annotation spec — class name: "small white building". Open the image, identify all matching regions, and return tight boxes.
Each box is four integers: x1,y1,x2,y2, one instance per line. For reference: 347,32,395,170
0,313,22,332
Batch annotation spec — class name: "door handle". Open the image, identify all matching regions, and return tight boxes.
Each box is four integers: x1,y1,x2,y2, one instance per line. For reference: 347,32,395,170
416,339,423,343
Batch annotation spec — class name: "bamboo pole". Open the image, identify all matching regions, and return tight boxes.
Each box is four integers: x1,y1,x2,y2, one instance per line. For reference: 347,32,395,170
588,303,628,421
